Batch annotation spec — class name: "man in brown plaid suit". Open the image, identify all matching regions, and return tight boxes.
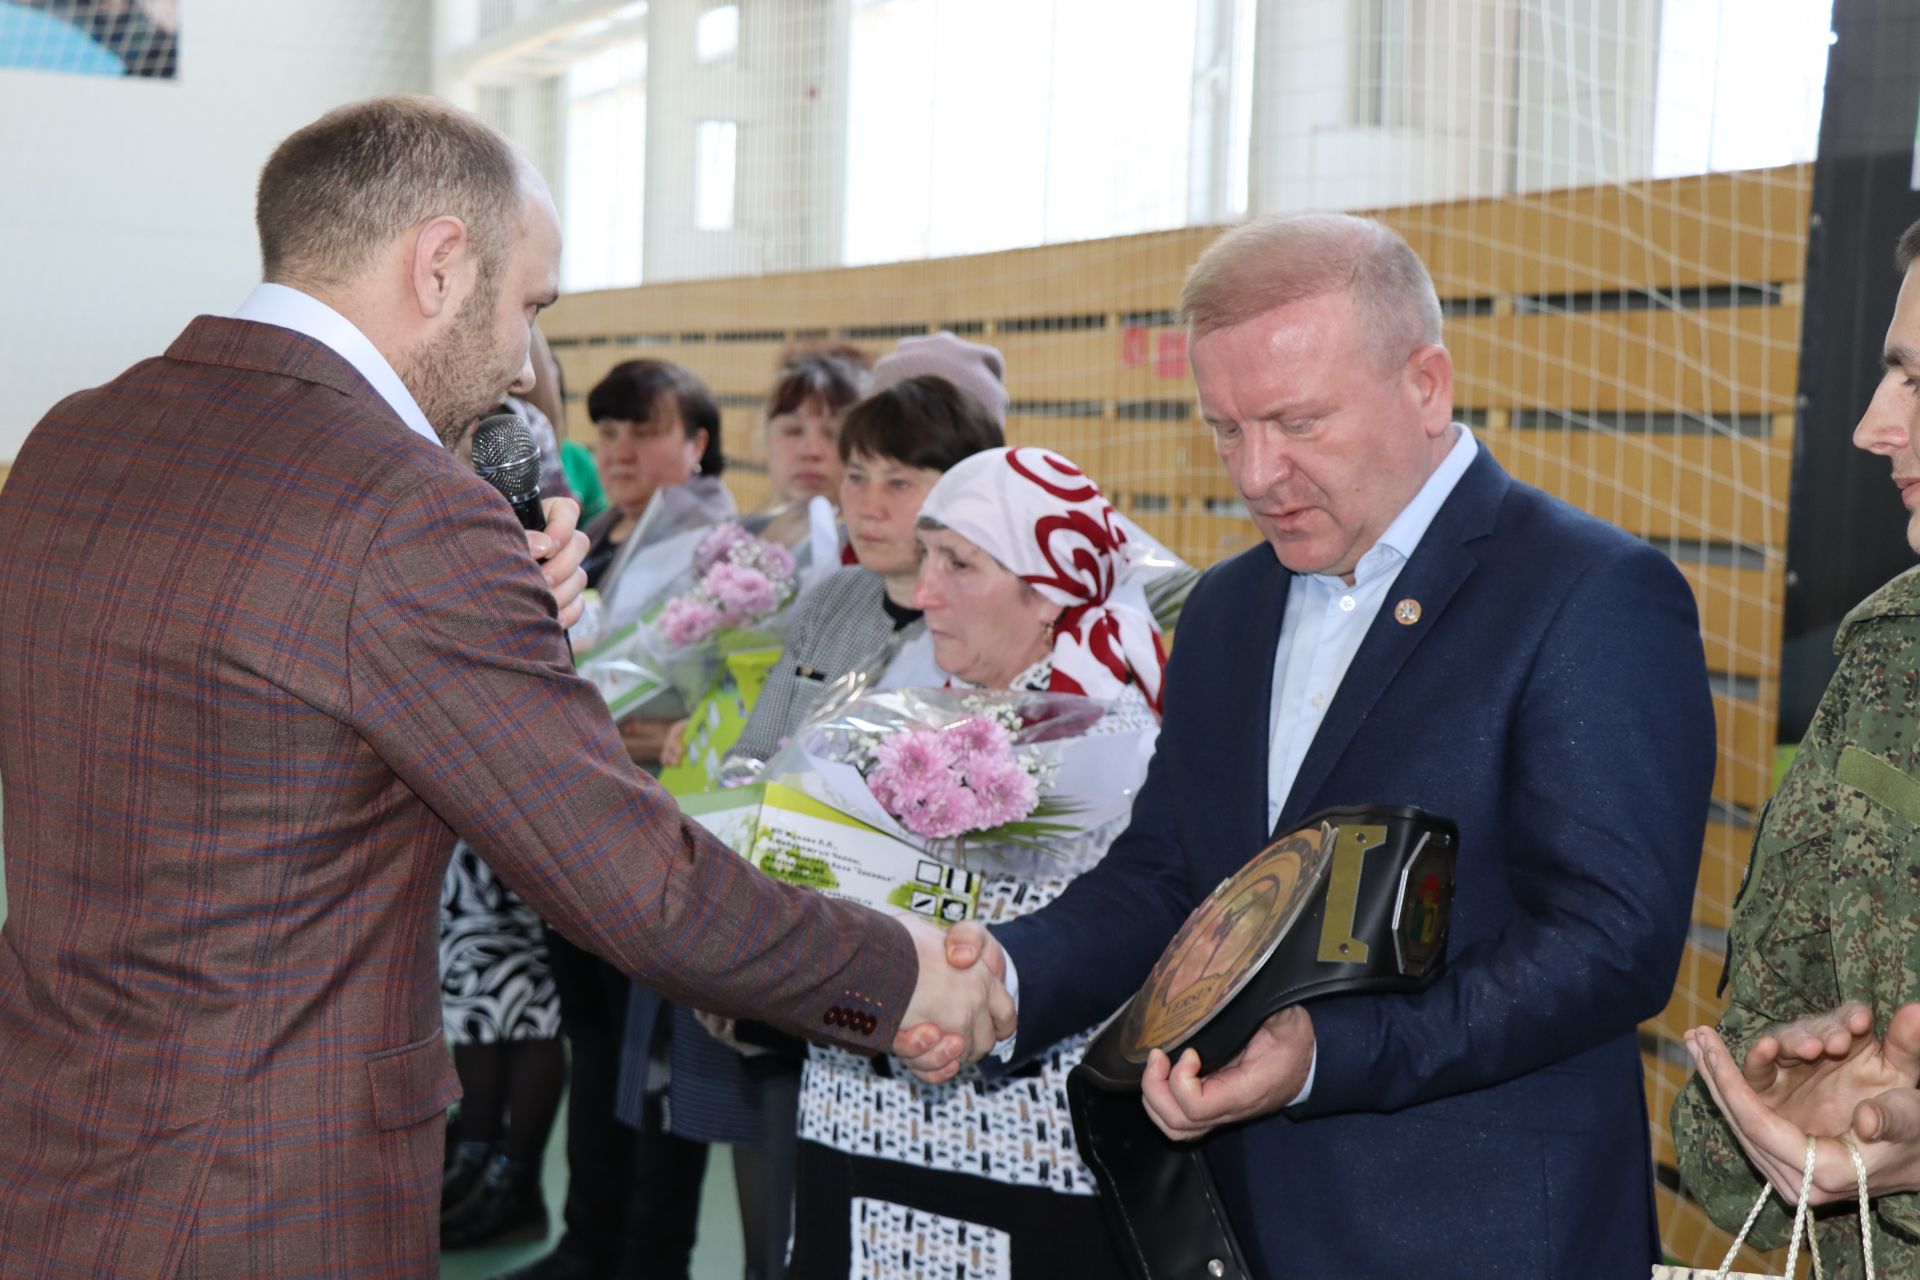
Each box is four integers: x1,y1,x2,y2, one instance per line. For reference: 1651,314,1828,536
0,96,1009,1279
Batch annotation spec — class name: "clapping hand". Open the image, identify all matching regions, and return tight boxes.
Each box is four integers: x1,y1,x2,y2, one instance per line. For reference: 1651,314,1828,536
1686,1001,1920,1205
891,920,1013,1084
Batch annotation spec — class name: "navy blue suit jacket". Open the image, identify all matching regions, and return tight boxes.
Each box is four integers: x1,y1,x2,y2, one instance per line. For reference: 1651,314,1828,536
995,448,1715,1278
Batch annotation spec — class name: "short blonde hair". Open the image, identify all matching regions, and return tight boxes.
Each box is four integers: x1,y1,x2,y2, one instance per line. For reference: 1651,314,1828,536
1179,213,1443,369
256,95,522,290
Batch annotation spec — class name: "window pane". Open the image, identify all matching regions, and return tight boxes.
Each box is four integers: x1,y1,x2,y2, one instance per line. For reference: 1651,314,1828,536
1652,0,1832,176
563,40,647,291
695,119,739,231
696,3,739,63
845,0,1199,266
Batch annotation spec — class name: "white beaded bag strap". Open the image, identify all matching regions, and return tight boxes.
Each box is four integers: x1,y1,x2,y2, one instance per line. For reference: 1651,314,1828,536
1706,1133,1877,1280
1708,1136,1820,1279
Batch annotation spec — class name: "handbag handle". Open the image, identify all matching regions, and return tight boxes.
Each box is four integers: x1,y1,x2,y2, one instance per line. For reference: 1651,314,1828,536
1842,1132,1875,1280
1710,1136,1817,1278
1711,1132,1876,1279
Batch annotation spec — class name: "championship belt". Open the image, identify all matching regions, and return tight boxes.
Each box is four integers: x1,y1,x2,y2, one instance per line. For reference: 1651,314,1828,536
1068,804,1458,1280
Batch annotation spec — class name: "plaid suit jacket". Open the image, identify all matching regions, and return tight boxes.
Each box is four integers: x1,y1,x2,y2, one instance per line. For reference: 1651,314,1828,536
0,317,914,1279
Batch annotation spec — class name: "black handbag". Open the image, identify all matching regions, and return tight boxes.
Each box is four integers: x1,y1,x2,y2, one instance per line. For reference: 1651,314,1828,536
1068,804,1458,1280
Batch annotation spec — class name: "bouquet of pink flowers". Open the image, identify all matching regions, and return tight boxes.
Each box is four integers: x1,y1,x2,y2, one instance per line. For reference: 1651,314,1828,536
656,523,798,647
579,521,803,722
865,713,1047,841
758,688,1157,878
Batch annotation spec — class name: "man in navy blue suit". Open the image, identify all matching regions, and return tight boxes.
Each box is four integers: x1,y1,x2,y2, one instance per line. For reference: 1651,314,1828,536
908,213,1718,1276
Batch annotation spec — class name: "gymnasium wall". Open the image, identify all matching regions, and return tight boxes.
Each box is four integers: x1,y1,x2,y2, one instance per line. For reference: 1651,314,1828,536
541,162,1810,1266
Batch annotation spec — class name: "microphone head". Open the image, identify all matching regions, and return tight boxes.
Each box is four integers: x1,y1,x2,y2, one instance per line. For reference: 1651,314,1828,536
471,413,541,506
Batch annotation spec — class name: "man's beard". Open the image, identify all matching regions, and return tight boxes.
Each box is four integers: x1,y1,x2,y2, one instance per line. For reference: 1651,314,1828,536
399,279,508,449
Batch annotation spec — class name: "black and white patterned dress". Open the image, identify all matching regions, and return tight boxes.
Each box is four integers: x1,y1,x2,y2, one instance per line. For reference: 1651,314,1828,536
439,842,561,1045
787,663,1159,1279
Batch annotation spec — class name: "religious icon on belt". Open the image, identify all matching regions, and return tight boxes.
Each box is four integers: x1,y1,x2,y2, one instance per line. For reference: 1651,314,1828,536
1120,827,1328,1063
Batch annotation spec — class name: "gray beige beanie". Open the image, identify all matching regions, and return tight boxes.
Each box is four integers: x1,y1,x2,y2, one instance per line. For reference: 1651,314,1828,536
869,331,1010,426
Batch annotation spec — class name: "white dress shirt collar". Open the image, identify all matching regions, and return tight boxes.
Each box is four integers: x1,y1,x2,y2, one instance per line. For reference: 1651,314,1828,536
1302,424,1480,592
1371,423,1479,565
1267,422,1482,828
232,283,440,448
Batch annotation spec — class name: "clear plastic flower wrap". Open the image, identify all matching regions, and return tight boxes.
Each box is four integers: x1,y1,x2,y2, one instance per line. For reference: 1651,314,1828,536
1113,512,1200,632
752,686,1159,882
577,521,801,722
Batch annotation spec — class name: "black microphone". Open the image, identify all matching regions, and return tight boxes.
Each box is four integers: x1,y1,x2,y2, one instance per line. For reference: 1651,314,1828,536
470,412,546,531
472,412,574,659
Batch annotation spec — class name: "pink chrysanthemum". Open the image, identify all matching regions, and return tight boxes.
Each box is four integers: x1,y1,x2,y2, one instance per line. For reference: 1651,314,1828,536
871,728,956,796
900,776,980,839
759,542,797,581
705,563,778,623
946,715,1011,766
866,716,1042,840
867,769,903,813
965,757,1040,829
659,595,724,646
694,522,752,573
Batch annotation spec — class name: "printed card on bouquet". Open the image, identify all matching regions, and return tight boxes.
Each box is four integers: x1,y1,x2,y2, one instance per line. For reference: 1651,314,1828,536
678,784,981,927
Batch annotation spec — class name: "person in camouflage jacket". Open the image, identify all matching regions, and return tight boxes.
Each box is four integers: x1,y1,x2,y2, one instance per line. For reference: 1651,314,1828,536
1672,570,1920,1274
1672,218,1920,1277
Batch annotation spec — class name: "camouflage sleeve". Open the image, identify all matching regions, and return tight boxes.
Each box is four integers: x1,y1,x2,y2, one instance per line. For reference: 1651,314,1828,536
1670,1009,1795,1246
1669,841,1816,1249
1824,611,1920,1242
1674,608,1920,1247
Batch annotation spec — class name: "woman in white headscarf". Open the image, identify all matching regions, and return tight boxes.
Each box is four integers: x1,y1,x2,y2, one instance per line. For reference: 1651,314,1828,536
784,446,1166,1280
915,445,1166,712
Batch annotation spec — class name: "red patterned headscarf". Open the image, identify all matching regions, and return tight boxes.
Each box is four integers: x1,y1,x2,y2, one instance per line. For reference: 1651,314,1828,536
917,446,1167,715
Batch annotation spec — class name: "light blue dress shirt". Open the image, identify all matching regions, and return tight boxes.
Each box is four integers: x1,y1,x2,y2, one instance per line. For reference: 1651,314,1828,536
231,283,441,449
1266,424,1479,830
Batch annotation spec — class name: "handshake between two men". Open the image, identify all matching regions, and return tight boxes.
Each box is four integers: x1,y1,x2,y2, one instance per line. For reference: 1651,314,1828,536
887,918,1318,1145
534,505,1005,1085
889,919,1014,1085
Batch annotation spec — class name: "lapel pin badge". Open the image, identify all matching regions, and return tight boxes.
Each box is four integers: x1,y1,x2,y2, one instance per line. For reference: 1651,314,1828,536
1394,598,1421,626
